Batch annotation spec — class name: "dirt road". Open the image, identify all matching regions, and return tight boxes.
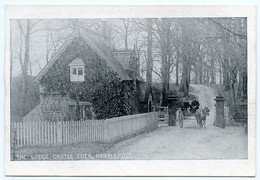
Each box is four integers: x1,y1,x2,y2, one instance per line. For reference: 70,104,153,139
103,85,247,160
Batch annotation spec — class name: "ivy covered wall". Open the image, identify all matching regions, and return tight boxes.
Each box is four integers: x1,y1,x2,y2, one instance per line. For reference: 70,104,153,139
40,37,134,119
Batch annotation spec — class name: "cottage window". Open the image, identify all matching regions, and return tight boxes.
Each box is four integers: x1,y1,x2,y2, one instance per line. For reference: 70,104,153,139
68,58,85,82
78,67,83,75
67,102,93,120
72,68,77,75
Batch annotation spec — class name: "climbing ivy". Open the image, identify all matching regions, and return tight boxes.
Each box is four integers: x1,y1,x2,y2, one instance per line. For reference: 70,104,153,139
40,37,133,119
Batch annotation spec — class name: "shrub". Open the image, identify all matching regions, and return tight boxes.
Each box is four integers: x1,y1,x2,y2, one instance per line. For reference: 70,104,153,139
11,76,40,121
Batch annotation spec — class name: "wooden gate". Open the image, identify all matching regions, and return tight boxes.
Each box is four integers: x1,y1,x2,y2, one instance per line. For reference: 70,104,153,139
158,106,168,122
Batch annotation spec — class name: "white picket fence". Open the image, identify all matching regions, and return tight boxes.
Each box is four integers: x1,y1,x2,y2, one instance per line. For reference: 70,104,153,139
11,112,158,147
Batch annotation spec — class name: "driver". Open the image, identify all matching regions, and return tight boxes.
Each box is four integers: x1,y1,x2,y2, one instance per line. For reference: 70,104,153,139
183,100,191,111
191,98,200,112
181,99,191,116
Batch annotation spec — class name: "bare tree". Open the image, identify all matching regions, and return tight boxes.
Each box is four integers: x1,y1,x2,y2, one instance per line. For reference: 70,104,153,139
144,19,154,103
16,19,41,115
111,19,135,50
177,19,193,96
153,18,178,104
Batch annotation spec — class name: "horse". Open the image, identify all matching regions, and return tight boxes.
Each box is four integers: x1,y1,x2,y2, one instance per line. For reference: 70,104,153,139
194,107,210,129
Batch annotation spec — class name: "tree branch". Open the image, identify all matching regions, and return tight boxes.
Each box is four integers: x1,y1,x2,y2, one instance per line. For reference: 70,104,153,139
152,69,162,78
208,18,247,39
17,20,25,37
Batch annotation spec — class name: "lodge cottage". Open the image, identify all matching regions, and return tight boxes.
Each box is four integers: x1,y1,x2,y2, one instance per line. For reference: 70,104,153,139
23,28,153,122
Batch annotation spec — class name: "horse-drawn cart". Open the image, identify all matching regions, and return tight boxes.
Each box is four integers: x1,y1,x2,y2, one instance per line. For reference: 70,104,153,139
176,106,210,128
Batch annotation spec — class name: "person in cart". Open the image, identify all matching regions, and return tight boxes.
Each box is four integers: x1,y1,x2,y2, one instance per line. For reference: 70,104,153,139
181,99,191,116
191,98,200,114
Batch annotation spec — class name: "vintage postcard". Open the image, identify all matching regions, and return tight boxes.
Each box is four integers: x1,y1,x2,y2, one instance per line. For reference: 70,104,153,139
4,5,256,176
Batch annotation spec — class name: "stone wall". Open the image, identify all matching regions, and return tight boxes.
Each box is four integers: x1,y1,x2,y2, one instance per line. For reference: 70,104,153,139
105,112,158,143
40,94,69,121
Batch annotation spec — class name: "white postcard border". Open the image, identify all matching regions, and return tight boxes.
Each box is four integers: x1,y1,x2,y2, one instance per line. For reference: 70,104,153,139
4,5,256,176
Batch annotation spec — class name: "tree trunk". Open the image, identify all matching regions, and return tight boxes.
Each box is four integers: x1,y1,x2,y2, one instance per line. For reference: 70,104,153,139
205,66,210,84
222,39,231,91
210,57,216,84
21,20,30,116
179,53,190,96
193,64,199,84
122,19,129,50
146,19,153,89
237,71,243,99
231,71,237,113
124,35,128,50
175,59,179,85
158,19,171,106
29,62,32,76
198,60,203,84
145,19,153,109
161,53,170,106
193,45,200,84
175,28,181,86
219,65,222,85
242,70,247,100
223,64,230,91
178,19,192,96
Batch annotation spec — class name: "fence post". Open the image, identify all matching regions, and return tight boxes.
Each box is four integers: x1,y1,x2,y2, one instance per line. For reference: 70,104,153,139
57,121,63,145
10,126,17,160
104,120,110,143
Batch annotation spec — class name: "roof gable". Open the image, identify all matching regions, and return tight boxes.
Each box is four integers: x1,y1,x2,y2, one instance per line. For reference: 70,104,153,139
34,28,131,82
34,33,77,82
79,29,131,80
112,50,131,70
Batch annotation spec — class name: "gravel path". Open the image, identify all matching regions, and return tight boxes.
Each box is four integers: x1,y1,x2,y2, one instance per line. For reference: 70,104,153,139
103,85,248,160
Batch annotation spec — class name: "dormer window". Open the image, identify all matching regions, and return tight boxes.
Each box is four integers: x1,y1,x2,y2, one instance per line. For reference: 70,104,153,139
68,58,85,82
78,67,83,75
72,68,77,75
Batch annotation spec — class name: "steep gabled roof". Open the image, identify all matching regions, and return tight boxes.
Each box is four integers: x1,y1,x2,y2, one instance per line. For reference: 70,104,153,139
112,50,144,82
112,50,132,70
34,28,131,82
79,28,131,80
34,32,76,82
